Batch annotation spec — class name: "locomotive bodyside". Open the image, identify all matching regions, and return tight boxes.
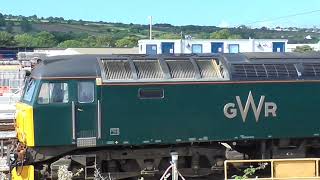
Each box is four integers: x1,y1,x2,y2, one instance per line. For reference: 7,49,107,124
11,53,320,179
100,81,318,145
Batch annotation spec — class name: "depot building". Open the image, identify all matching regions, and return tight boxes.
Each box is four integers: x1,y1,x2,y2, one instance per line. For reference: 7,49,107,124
138,38,288,54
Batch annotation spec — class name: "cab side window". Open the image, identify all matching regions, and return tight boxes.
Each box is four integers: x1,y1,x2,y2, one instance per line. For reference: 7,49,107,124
38,83,69,104
23,79,36,102
78,82,94,103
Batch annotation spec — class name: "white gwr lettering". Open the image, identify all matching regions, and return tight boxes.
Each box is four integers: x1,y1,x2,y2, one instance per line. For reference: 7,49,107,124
223,91,277,122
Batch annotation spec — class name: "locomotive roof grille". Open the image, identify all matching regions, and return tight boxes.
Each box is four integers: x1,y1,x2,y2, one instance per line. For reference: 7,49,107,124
133,60,164,79
302,63,320,77
166,60,196,79
231,63,299,79
197,59,223,79
99,57,228,82
102,59,133,80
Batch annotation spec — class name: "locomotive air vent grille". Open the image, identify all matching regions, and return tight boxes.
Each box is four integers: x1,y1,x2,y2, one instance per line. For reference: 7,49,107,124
197,60,222,78
232,64,298,79
166,60,196,79
302,63,320,77
102,60,133,80
133,60,164,79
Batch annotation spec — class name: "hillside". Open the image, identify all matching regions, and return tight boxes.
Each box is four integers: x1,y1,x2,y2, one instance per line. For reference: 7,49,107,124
0,12,319,48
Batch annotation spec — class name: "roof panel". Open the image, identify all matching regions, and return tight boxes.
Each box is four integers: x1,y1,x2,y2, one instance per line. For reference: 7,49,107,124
302,63,320,77
133,60,164,79
197,60,222,79
231,63,299,80
166,60,196,79
102,60,133,80
31,53,320,81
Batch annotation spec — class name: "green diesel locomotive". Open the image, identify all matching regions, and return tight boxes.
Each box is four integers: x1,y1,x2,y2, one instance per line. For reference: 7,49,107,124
11,53,320,179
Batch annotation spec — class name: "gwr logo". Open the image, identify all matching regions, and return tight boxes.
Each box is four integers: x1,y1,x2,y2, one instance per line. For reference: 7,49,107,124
223,91,277,122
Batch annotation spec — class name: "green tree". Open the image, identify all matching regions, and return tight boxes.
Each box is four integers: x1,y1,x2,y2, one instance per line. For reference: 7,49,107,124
95,35,115,47
79,19,84,25
47,16,55,23
5,21,14,33
82,35,97,47
14,33,37,47
158,33,181,39
0,13,5,27
238,25,249,29
57,40,85,48
196,32,210,39
293,45,315,53
20,17,32,32
29,15,37,21
115,36,139,47
228,34,242,39
0,31,14,46
34,31,57,47
210,29,242,39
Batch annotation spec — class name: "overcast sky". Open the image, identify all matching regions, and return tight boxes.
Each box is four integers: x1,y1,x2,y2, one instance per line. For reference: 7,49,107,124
2,0,320,27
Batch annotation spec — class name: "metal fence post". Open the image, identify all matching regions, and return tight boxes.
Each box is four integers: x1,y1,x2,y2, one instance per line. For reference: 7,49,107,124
1,140,3,157
171,152,178,180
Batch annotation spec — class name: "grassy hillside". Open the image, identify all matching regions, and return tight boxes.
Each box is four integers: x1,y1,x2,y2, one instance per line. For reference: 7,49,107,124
23,22,320,42
0,12,319,48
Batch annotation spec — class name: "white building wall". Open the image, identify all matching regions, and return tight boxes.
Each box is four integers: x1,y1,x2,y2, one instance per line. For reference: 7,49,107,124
183,40,253,53
253,40,275,52
138,39,288,54
139,40,182,54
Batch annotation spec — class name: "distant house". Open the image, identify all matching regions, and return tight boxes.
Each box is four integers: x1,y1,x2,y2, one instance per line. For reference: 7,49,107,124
138,39,288,54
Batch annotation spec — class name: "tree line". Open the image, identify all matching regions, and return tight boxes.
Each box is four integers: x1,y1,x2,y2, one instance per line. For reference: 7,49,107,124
0,31,140,48
0,29,245,48
0,12,141,48
0,12,319,48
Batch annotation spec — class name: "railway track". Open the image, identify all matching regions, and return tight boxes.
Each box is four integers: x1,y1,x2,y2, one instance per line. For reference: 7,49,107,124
0,118,15,131
0,119,14,123
0,123,14,131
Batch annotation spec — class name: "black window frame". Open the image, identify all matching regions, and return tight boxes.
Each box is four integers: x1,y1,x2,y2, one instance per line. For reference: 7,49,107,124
138,88,164,99
22,78,36,102
78,81,95,103
37,82,69,104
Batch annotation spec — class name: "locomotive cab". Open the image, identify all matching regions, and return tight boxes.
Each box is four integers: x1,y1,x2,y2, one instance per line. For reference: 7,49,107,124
16,78,99,147
13,76,99,179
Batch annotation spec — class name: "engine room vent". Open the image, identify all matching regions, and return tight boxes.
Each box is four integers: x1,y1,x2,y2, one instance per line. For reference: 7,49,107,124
232,63,299,79
166,60,196,79
197,59,223,79
101,60,133,80
133,60,164,79
302,63,320,77
98,56,229,82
